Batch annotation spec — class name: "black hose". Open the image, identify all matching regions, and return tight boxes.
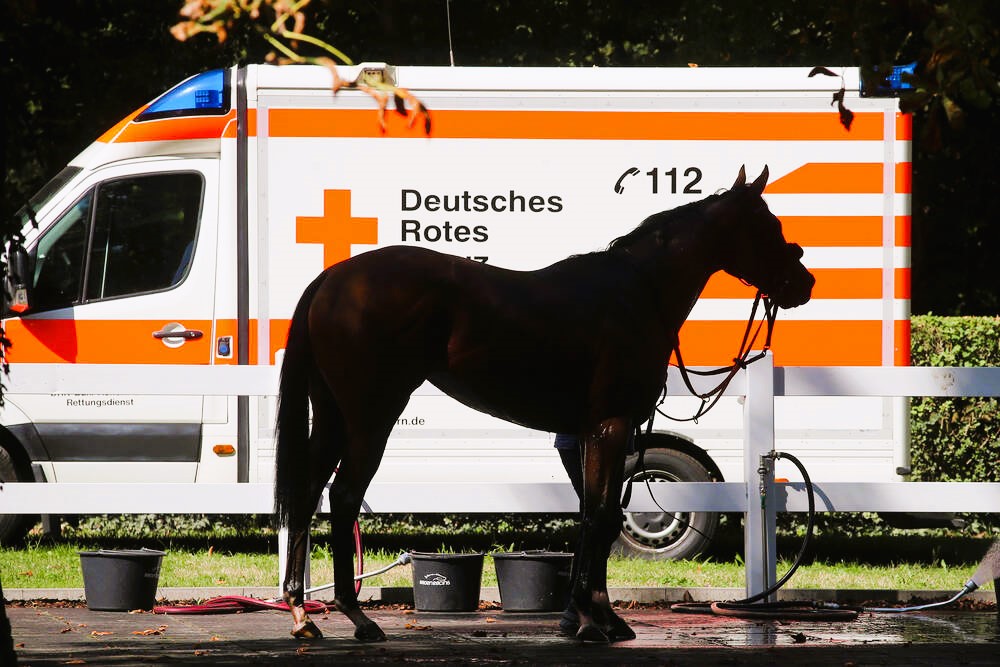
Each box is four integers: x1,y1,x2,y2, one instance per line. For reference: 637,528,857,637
669,450,846,619
734,451,815,605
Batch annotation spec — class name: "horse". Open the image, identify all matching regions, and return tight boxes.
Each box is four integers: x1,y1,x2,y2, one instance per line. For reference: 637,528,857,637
274,165,815,643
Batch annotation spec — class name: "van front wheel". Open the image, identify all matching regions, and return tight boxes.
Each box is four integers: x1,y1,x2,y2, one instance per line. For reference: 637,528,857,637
0,444,32,545
613,449,718,560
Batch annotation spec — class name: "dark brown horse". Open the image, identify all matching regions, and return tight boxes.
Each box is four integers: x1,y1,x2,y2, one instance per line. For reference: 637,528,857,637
274,166,814,642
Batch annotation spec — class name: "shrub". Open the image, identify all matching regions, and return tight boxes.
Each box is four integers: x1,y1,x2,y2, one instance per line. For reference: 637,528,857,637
910,315,1000,484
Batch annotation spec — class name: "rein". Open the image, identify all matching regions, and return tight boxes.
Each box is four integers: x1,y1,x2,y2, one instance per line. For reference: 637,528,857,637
652,290,777,426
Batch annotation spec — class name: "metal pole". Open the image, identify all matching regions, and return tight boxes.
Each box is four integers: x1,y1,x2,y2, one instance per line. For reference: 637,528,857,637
743,351,777,601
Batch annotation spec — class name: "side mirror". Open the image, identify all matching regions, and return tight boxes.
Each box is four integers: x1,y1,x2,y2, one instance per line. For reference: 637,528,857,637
4,243,32,315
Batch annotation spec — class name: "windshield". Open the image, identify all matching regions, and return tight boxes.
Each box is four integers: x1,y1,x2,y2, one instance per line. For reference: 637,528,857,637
13,166,82,233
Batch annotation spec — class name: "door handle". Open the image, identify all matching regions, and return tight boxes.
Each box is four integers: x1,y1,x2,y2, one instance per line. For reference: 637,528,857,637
153,329,204,341
153,323,204,347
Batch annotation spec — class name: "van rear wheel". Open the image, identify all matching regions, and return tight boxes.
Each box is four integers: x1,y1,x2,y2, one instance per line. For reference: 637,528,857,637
613,449,718,560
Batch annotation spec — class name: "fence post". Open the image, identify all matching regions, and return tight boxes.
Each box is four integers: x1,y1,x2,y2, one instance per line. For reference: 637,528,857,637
743,351,777,602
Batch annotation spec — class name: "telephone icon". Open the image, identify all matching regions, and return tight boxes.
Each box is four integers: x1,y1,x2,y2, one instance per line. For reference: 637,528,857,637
614,167,640,194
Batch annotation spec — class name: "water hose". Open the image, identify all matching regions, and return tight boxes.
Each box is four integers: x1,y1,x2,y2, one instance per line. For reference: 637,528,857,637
670,451,862,620
671,453,1000,621
153,551,414,615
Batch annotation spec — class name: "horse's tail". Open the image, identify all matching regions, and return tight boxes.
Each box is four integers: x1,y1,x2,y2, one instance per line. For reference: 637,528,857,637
274,271,328,527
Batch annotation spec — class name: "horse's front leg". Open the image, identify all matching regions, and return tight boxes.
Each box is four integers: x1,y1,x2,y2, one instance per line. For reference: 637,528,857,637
571,417,635,643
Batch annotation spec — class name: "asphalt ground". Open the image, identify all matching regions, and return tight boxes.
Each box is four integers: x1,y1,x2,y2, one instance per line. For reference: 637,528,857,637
7,593,1000,666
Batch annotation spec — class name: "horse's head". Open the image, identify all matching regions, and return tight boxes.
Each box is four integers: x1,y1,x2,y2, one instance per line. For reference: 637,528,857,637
709,166,815,309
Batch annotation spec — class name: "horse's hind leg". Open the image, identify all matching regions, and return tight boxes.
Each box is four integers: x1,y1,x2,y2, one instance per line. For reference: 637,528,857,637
326,396,411,642
283,388,342,639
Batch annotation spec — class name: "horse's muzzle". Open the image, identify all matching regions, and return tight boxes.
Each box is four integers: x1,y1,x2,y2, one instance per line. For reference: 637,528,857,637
772,264,815,308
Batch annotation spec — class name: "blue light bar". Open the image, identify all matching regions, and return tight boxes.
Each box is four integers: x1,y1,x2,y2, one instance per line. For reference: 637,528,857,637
863,62,917,97
137,69,230,121
885,62,916,92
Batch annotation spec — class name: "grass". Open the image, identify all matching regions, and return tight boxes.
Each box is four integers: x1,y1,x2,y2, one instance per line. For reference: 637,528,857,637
2,542,994,593
2,514,996,594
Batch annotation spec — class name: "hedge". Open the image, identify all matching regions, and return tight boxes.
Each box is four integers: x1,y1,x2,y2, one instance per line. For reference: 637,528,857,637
910,315,1000,484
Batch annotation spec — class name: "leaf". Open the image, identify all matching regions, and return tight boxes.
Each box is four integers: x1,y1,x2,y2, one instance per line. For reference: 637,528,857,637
90,630,113,636
808,67,837,78
404,622,431,630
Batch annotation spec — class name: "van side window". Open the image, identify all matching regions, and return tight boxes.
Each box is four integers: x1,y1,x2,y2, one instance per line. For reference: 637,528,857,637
86,173,202,300
28,172,203,312
31,193,93,310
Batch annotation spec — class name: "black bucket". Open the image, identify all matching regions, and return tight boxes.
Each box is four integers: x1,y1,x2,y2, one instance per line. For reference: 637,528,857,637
410,551,484,612
491,551,573,612
78,548,165,611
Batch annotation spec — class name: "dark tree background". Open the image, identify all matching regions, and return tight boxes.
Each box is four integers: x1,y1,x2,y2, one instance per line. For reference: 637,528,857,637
2,0,997,314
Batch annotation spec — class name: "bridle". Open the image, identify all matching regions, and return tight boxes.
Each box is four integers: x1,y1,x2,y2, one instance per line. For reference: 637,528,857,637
650,289,778,427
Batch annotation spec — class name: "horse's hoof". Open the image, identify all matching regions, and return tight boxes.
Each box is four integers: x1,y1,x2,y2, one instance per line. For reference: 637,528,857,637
291,619,323,639
575,624,610,643
559,608,580,637
354,621,387,643
606,620,636,643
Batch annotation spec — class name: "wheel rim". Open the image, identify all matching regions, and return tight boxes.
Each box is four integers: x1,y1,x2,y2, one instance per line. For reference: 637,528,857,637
621,470,693,550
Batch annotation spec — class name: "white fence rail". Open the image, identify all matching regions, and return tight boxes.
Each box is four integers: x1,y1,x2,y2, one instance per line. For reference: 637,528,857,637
1,359,998,599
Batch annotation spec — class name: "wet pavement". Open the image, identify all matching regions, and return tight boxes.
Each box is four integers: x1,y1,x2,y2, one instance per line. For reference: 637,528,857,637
8,601,1000,666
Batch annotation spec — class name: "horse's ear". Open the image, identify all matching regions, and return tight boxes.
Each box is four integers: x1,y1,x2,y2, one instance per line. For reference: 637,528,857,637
731,165,747,189
749,165,769,195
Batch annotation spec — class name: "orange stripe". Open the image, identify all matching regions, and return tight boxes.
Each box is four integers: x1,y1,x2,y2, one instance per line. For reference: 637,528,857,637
270,319,292,365
780,216,882,247
268,108,885,141
895,268,911,299
895,162,911,193
703,269,882,299
108,111,237,143
4,320,212,364
262,318,883,367
766,163,884,194
222,108,257,139
896,112,912,140
677,320,883,366
97,106,149,143
895,215,911,246
894,319,911,366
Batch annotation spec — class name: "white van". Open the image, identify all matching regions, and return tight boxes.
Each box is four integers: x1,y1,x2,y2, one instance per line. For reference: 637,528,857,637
1,64,911,557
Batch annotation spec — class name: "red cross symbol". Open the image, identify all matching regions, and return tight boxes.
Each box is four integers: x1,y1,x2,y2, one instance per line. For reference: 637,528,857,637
296,189,378,267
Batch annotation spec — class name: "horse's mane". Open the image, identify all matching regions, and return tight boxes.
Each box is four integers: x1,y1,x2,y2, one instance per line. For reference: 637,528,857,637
607,191,725,251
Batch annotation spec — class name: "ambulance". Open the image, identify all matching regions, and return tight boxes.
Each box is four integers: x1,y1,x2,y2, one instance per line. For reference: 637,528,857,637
1,64,911,557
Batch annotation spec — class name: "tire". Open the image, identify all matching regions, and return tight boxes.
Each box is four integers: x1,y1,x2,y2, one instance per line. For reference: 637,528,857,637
613,448,718,560
0,443,32,545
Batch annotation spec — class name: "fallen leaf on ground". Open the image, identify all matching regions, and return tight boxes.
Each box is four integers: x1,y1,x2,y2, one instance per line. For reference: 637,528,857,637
485,617,496,623
90,630,113,636
404,622,431,631
132,625,168,636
